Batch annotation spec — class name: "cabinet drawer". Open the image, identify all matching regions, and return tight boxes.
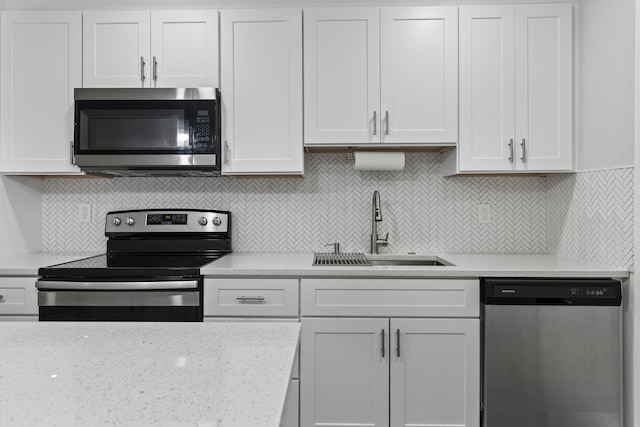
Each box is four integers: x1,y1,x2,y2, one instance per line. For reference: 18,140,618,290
0,277,38,315
204,278,299,317
301,278,479,317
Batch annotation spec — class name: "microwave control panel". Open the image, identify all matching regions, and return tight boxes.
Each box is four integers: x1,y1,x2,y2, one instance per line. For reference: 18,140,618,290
194,111,211,143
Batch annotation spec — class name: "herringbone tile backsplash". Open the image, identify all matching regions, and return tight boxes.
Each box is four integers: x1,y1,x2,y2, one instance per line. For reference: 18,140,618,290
547,167,634,269
43,153,548,253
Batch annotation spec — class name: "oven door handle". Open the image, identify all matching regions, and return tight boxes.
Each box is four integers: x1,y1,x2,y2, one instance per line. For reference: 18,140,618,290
35,280,199,291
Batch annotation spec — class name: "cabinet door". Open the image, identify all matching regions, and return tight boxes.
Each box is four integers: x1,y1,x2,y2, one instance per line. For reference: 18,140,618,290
0,277,38,316
301,318,389,427
380,7,458,144
0,11,82,174
458,6,516,172
515,4,572,171
303,8,380,145
83,11,151,88
390,318,480,427
220,9,303,175
150,10,219,88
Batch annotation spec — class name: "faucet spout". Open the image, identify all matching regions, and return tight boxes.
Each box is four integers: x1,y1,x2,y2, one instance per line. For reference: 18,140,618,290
370,190,387,254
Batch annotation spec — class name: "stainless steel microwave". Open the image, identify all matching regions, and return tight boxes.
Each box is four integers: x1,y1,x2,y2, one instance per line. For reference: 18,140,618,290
73,88,221,176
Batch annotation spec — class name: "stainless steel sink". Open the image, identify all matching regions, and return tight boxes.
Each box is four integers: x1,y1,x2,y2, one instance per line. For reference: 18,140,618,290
364,254,454,267
313,253,453,267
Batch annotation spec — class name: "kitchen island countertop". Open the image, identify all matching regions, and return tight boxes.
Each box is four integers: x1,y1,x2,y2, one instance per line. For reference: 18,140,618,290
0,321,300,427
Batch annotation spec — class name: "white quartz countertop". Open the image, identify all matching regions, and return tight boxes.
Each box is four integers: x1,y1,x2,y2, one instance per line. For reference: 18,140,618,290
0,251,629,278
200,251,630,278
0,252,101,275
0,322,300,427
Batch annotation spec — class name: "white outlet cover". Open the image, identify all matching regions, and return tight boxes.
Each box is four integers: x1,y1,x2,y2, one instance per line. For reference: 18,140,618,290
78,204,92,223
478,204,491,224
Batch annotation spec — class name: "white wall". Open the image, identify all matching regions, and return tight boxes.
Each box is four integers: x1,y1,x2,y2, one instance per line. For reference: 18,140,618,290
0,176,42,257
578,0,635,171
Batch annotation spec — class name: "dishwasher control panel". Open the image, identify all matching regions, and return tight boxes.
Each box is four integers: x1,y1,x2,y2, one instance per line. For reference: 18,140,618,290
482,278,622,306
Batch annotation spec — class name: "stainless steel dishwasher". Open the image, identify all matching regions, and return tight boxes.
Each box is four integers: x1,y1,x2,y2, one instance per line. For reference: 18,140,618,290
481,278,622,427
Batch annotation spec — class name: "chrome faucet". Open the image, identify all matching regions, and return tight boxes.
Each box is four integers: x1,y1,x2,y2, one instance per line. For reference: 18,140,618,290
370,190,389,254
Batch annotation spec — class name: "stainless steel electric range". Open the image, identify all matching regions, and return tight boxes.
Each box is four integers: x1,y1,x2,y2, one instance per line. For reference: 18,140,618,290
36,209,231,322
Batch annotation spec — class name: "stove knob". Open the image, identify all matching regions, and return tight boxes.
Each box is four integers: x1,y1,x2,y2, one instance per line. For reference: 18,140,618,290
125,217,135,226
111,217,121,226
198,217,208,226
212,217,222,226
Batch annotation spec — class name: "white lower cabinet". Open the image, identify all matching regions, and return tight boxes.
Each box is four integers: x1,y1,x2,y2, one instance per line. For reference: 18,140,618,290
301,318,389,427
0,277,38,317
300,279,480,427
389,318,480,427
203,278,300,427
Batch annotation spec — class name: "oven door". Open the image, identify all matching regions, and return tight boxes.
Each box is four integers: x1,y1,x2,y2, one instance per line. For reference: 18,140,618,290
36,278,203,322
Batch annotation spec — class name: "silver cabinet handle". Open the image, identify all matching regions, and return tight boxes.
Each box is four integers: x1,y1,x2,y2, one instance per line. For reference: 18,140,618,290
70,140,75,165
0,294,4,301
520,138,526,162
153,56,158,82
508,139,514,163
140,56,146,83
224,141,230,165
396,329,401,358
385,111,389,136
381,329,385,358
236,296,265,303
373,111,377,136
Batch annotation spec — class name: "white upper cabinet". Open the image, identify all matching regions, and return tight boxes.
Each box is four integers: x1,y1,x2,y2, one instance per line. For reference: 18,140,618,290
83,11,150,87
150,10,219,88
1,11,83,174
380,7,458,144
83,10,218,88
220,9,303,175
303,8,380,145
456,4,572,173
304,7,458,147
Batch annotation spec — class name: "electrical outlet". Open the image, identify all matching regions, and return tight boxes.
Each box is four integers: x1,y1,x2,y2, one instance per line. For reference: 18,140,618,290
478,204,491,224
78,204,92,223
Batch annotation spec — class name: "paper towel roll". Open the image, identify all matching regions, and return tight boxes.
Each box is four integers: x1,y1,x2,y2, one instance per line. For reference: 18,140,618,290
353,151,405,171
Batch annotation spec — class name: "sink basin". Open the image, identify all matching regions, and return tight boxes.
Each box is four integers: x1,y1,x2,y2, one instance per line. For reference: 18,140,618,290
364,254,454,267
312,253,454,267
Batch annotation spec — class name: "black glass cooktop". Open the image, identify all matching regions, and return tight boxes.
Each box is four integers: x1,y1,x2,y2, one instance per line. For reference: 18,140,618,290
38,253,226,279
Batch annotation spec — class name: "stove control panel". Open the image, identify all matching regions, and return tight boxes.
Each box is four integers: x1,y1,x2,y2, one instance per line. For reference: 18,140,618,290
105,209,230,235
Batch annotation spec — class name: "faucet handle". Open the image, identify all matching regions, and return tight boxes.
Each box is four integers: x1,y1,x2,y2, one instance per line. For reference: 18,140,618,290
377,233,389,246
325,243,341,254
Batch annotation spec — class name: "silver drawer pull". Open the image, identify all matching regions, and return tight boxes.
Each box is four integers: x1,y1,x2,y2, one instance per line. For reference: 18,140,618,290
236,296,265,303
